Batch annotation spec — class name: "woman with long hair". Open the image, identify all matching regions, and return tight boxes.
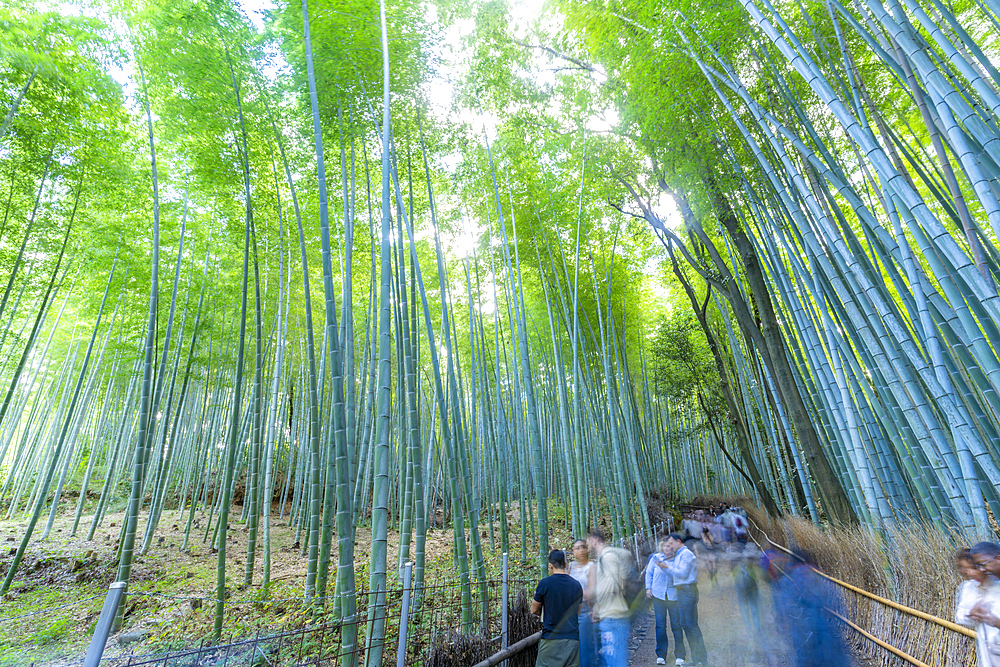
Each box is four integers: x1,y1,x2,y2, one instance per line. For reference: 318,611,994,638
568,539,597,667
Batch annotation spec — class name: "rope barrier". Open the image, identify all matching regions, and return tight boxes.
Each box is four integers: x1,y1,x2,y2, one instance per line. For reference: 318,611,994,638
816,567,975,638
0,594,104,623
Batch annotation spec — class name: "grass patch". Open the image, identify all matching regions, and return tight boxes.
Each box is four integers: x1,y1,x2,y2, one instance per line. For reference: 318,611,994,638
28,618,72,646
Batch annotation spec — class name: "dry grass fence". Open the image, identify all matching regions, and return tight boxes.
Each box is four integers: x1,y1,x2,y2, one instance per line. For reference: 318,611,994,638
693,495,977,667
423,588,541,667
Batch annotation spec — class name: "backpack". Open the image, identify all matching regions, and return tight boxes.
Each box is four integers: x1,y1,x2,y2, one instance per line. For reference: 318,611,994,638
597,547,644,617
619,550,646,616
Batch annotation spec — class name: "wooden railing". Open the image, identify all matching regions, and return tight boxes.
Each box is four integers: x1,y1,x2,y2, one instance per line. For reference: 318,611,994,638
746,516,975,667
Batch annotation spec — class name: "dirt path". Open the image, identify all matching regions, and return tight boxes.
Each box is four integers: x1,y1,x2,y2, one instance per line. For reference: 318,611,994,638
628,559,797,667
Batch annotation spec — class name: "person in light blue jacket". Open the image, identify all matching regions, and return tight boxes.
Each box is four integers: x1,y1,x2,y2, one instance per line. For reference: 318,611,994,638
645,537,686,665
662,533,708,666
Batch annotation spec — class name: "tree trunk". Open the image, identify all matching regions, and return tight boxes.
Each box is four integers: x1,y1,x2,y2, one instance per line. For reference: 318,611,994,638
667,247,781,517
702,174,858,525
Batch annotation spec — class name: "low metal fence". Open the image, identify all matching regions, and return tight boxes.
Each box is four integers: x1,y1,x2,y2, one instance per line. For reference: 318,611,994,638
44,555,538,667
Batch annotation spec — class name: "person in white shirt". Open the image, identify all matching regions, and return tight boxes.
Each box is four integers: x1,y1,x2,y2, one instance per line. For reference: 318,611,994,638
716,510,735,542
681,515,701,541
661,534,707,666
732,514,748,544
568,539,597,667
646,537,687,665
959,543,1000,667
706,521,727,545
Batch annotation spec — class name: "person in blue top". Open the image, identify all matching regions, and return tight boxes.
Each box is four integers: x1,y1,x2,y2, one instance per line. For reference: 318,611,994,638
645,536,687,665
532,549,584,667
773,548,849,667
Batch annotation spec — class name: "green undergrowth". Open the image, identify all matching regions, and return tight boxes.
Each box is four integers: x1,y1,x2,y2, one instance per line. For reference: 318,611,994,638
0,499,588,666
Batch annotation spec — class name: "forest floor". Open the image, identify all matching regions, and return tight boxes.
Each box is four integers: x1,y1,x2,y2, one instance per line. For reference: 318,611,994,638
0,498,563,667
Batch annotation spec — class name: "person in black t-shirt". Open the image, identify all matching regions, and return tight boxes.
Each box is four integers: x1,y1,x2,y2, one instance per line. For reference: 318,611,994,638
532,550,584,667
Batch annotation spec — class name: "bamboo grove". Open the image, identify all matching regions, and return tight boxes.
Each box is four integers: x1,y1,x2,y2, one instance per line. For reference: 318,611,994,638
0,0,717,650
544,0,1000,537
4,0,1000,656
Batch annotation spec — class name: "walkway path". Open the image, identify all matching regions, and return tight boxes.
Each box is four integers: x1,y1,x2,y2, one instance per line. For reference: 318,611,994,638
628,559,798,667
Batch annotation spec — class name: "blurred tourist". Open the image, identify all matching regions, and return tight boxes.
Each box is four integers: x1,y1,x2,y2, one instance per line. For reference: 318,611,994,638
957,548,988,583
973,542,1000,579
706,519,727,545
759,547,791,583
773,549,850,667
732,512,748,544
958,542,1000,666
681,514,701,542
568,539,597,667
732,552,761,634
697,527,720,586
716,508,737,543
586,530,630,667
